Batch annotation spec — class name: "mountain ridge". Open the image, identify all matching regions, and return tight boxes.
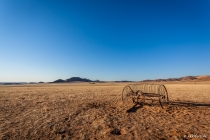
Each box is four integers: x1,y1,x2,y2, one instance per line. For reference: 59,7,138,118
141,75,210,82
52,75,210,83
1,75,209,85
53,77,98,83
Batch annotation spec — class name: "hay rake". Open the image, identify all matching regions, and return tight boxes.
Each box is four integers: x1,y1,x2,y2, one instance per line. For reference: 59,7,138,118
122,84,169,108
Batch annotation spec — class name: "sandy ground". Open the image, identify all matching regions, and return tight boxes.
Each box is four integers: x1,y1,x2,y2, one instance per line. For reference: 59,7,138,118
0,82,210,140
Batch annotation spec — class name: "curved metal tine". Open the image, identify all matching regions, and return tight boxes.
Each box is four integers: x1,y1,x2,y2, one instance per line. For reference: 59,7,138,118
133,84,138,92
136,84,139,92
151,84,156,94
149,83,152,93
150,84,155,93
133,84,137,92
162,84,169,104
155,84,157,93
157,84,162,108
130,84,136,93
146,84,148,93
160,85,165,96
161,84,169,104
148,84,151,93
141,84,144,91
137,84,143,92
155,84,158,94
158,84,160,95
128,84,133,92
135,84,139,92
143,84,146,93
150,84,152,93
159,98,164,109
139,84,143,92
152,84,155,93
159,84,169,107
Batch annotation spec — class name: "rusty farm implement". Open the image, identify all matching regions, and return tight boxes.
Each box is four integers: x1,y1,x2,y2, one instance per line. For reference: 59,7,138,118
122,84,169,108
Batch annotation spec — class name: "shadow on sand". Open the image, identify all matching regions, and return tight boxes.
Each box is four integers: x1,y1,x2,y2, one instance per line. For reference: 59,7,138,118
126,101,210,113
169,101,210,107
126,103,144,113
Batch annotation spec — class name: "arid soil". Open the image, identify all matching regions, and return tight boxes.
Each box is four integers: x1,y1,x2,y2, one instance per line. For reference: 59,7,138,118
0,83,210,140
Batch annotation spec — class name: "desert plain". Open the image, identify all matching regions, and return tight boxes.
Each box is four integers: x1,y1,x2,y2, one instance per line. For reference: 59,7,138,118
0,82,210,140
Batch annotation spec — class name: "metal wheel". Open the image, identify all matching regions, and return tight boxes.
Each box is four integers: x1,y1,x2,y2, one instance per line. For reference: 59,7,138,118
122,85,135,105
158,85,169,108
136,90,145,106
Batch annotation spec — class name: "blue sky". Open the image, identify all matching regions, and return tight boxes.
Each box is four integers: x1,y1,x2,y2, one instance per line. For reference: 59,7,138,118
0,0,210,82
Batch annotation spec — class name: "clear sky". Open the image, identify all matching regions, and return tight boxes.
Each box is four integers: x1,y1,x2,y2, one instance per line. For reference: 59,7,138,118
0,0,210,82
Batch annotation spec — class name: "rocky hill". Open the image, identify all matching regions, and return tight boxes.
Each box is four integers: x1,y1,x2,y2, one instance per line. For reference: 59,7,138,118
53,77,96,83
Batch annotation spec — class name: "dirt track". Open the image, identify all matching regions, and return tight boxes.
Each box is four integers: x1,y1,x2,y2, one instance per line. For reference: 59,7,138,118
0,83,210,139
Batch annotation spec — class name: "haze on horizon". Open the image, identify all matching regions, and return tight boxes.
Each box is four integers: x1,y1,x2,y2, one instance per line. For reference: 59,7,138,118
0,0,210,82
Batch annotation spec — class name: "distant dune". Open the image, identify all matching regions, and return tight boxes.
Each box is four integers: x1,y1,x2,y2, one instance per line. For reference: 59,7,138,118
141,75,210,82
196,75,210,81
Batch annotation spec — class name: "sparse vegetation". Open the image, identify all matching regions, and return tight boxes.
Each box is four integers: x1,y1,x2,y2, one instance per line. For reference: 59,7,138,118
0,82,210,139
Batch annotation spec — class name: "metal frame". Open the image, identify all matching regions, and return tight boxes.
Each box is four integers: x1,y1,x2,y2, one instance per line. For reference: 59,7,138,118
122,84,169,108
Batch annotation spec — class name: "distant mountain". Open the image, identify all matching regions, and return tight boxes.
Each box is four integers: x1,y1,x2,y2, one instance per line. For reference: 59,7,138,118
53,77,97,83
141,75,210,82
53,79,66,83
52,75,210,83
66,77,91,82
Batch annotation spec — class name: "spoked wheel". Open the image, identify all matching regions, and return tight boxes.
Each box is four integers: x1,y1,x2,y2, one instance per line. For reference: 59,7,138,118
135,90,145,106
122,85,135,106
158,85,169,108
